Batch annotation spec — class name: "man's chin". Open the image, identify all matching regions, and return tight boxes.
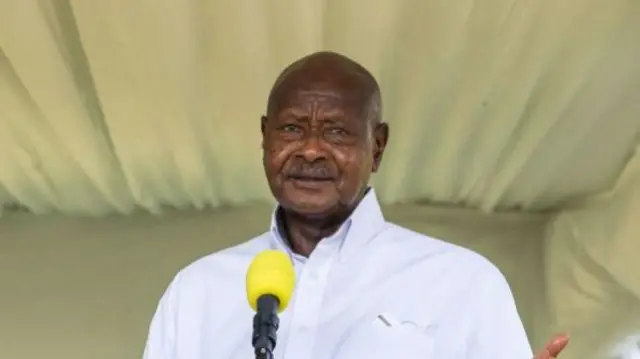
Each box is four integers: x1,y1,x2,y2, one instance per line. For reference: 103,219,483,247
278,194,338,218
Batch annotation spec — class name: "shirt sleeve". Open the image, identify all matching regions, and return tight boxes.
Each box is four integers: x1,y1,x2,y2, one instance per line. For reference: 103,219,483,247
468,268,533,359
142,273,181,359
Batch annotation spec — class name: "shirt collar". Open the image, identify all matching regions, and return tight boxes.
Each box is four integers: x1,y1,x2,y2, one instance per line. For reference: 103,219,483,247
269,188,386,261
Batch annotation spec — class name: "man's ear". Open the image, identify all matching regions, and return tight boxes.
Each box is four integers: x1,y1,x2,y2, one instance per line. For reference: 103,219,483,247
372,122,389,172
260,115,268,149
260,115,268,135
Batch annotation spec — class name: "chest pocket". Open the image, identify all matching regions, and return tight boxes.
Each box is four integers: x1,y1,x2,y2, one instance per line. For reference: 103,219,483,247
334,313,435,359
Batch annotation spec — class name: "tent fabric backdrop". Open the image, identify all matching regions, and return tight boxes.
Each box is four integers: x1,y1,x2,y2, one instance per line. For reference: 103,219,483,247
0,0,638,215
0,1,640,359
544,148,640,359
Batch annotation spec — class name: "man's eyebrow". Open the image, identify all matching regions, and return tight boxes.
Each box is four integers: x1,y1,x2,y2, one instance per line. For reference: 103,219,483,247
322,118,348,125
277,106,346,116
295,90,342,100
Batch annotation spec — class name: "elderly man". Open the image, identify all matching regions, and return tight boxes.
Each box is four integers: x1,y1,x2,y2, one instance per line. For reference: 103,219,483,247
143,51,568,359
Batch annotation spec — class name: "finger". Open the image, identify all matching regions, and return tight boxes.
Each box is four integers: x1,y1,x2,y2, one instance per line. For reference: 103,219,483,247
546,334,570,356
534,334,570,359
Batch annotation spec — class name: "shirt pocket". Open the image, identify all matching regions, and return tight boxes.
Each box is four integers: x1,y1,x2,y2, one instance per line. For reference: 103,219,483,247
334,314,435,359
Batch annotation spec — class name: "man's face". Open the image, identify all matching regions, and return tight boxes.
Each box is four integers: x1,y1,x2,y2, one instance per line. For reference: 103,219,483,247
262,84,384,217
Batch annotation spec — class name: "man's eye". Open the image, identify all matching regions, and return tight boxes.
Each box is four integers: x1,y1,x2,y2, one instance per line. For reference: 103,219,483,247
327,128,347,136
281,124,300,132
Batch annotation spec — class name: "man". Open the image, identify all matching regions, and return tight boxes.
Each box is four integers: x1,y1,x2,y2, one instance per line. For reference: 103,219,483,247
143,51,569,359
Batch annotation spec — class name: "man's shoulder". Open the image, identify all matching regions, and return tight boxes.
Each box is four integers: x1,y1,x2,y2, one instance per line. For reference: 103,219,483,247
381,223,514,320
382,222,505,283
171,232,273,288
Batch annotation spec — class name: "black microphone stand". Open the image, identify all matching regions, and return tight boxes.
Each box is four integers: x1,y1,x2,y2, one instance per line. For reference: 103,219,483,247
252,295,280,359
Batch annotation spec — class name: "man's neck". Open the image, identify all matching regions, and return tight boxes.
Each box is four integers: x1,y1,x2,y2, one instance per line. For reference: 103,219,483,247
277,188,371,257
280,208,349,257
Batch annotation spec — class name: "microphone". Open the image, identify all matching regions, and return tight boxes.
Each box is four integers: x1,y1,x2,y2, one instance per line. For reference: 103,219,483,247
246,250,295,359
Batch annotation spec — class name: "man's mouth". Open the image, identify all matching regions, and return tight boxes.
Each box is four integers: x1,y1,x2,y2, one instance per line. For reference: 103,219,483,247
286,175,334,189
287,175,333,182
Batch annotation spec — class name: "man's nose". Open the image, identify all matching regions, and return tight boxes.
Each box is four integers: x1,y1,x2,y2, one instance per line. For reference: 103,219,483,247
297,135,327,162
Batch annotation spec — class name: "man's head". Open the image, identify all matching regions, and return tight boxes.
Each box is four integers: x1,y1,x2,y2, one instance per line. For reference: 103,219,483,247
261,51,389,218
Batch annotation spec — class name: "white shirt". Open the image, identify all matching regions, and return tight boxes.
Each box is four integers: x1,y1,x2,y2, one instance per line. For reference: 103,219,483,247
143,189,533,359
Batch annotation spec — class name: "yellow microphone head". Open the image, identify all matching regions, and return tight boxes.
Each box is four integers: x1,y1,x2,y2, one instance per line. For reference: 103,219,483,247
246,250,295,313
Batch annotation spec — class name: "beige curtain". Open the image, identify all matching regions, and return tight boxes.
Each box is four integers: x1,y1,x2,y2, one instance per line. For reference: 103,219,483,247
545,149,640,359
0,0,638,214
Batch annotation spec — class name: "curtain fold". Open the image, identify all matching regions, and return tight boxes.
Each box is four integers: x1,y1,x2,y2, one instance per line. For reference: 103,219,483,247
544,148,640,359
0,0,638,215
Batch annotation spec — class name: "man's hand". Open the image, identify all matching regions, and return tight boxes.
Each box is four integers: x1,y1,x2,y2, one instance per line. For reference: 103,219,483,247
534,334,570,359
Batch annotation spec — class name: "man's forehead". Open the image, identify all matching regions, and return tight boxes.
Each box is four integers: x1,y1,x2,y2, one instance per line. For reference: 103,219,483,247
283,85,360,102
266,52,380,120
270,78,369,113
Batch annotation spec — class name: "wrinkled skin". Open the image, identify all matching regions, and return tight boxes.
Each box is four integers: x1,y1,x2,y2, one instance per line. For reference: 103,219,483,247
261,51,388,256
